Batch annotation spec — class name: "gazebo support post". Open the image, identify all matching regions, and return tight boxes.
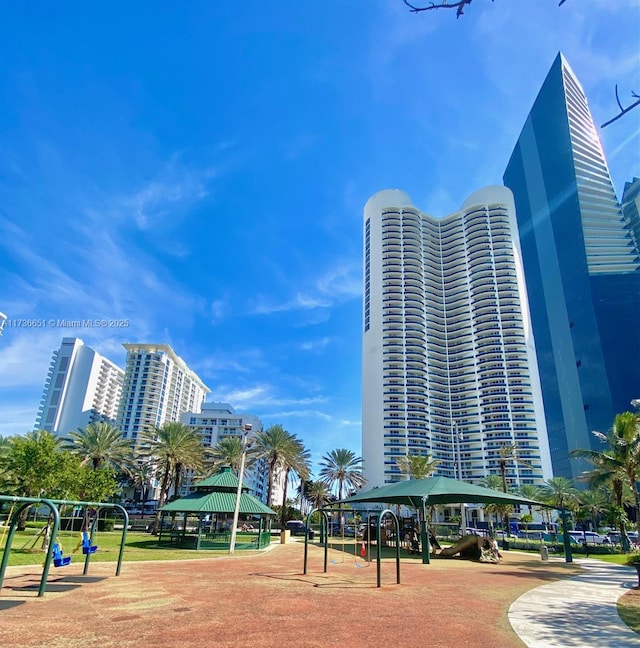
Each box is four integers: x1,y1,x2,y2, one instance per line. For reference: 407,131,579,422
421,499,430,565
560,508,573,563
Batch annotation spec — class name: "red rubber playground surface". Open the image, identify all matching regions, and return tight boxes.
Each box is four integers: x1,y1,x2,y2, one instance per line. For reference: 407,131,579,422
0,542,580,648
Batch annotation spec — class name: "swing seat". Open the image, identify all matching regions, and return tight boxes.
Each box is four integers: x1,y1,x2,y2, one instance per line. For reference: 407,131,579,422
52,544,71,567
82,532,98,554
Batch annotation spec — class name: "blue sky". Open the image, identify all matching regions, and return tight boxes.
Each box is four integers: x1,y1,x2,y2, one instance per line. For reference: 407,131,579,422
1,0,638,476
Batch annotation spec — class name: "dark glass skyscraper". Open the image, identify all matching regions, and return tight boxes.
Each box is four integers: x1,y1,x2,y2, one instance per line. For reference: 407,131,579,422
504,53,640,481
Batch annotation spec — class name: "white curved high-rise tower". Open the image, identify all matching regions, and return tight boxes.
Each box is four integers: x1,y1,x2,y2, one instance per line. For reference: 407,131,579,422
362,186,552,489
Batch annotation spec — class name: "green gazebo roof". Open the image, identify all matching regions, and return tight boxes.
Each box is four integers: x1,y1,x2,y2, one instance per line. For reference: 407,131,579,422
160,467,276,516
193,466,248,492
161,491,275,515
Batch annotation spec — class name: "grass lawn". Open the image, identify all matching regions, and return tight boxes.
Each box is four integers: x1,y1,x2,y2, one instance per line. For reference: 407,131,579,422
1,529,267,566
619,590,640,633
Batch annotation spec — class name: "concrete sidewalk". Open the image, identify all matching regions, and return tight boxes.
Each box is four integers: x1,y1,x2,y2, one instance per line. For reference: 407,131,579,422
509,558,640,647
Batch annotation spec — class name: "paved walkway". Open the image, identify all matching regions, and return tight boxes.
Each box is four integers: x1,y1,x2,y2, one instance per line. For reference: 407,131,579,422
509,558,640,647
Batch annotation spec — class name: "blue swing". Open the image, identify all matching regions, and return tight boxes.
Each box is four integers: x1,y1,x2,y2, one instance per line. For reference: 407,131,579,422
52,542,71,567
81,532,98,555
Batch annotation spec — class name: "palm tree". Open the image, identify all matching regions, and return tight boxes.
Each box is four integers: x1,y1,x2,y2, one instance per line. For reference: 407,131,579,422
207,436,257,476
278,436,311,528
254,424,297,507
306,480,330,511
480,474,510,533
0,434,11,459
516,484,542,514
571,411,640,538
319,448,366,501
480,474,503,491
497,443,532,493
128,461,154,504
138,422,205,534
577,488,607,533
319,448,366,530
493,443,533,536
64,422,133,473
540,477,580,537
396,453,440,479
540,477,579,511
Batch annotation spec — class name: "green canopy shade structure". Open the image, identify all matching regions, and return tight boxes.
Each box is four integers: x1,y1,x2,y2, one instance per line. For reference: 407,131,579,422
339,476,564,564
157,467,276,550
340,476,546,509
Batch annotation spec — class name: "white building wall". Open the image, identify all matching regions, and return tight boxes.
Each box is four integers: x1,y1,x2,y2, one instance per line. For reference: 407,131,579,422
116,343,209,441
35,337,124,435
362,187,552,489
180,402,268,503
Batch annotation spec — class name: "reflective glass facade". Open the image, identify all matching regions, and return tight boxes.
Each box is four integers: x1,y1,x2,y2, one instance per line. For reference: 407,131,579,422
504,54,640,480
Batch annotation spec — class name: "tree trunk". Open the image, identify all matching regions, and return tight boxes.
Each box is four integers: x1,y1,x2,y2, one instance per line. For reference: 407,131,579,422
630,472,640,538
17,507,28,532
267,458,277,507
499,459,510,536
152,463,171,535
173,462,183,502
280,468,291,528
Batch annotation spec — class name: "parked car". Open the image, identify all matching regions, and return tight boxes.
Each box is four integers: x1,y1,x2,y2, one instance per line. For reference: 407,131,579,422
285,520,315,539
575,531,609,545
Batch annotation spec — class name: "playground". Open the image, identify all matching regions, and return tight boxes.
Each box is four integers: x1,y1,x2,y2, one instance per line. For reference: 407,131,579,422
0,541,581,648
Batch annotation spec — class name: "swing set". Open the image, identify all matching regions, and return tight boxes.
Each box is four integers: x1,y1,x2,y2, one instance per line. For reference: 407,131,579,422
0,495,129,597
302,507,401,588
326,520,370,568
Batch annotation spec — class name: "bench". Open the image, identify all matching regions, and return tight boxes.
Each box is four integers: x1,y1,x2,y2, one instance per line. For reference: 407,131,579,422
129,523,150,532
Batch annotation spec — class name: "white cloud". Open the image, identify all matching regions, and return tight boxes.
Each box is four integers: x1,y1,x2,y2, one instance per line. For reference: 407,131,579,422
210,299,229,324
193,348,267,378
117,158,218,230
251,292,332,315
249,263,361,316
367,2,440,98
212,384,272,406
211,383,329,410
267,410,360,427
0,400,39,436
299,337,332,352
316,264,361,299
0,329,62,387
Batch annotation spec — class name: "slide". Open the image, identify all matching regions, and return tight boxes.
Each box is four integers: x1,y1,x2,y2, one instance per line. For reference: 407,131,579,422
439,534,482,559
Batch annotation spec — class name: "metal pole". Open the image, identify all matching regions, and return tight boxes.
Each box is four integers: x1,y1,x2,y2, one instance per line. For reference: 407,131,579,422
451,422,457,479
229,423,252,554
421,499,430,565
456,425,467,534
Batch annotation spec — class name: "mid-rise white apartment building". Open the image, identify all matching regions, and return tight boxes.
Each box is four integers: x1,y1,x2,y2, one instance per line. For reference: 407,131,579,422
35,337,124,434
362,186,552,489
116,343,209,441
181,402,269,503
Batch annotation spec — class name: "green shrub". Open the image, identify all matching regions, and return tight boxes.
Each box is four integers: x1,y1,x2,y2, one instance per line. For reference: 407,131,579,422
56,517,116,532
24,520,50,529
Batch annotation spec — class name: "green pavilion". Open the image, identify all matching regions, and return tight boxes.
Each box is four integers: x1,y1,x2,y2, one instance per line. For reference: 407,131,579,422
158,467,276,550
